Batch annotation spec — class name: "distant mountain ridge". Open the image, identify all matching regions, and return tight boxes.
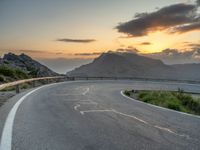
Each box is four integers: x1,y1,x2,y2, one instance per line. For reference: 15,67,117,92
67,52,200,81
0,53,58,78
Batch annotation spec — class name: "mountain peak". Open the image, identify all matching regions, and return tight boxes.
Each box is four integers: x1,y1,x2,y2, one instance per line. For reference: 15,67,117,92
67,51,200,80
19,53,32,60
1,53,58,77
68,51,169,78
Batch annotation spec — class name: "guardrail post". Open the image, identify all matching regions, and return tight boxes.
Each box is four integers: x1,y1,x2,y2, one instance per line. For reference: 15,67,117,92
46,79,50,84
56,78,60,83
15,84,20,93
32,81,36,87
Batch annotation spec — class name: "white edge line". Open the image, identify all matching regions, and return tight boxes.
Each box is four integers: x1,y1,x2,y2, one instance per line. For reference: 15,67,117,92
0,81,78,150
0,85,46,150
120,90,200,119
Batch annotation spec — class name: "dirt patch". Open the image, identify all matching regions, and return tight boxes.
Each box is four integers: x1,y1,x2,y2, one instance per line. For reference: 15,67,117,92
0,91,16,107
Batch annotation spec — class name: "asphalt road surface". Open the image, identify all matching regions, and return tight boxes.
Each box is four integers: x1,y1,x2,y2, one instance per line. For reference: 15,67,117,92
0,80,200,150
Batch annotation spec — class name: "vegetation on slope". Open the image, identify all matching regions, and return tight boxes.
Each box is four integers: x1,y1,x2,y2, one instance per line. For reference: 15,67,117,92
124,90,200,116
0,65,29,83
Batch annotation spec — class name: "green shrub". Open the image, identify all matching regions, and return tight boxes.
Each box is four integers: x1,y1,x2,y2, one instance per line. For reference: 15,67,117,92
0,86,15,91
124,90,131,96
166,101,181,111
0,65,29,80
0,66,15,78
0,75,4,82
20,83,30,89
138,92,148,99
15,69,29,79
129,90,200,115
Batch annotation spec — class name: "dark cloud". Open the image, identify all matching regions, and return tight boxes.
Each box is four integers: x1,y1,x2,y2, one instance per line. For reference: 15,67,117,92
145,47,200,64
185,43,200,48
18,50,47,53
74,52,102,56
75,49,140,56
55,52,63,55
115,48,139,53
56,38,96,43
171,22,200,33
127,46,134,49
138,42,152,45
181,41,200,48
17,50,66,55
116,3,199,37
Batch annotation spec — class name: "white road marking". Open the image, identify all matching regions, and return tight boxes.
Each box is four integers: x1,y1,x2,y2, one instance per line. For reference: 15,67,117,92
80,109,113,115
120,90,193,137
74,104,80,110
112,110,148,124
154,125,190,138
154,125,176,134
80,107,190,137
54,87,90,96
78,101,98,105
82,88,89,95
80,109,148,124
0,85,48,150
0,81,78,150
54,94,79,96
120,91,200,119
1,81,193,150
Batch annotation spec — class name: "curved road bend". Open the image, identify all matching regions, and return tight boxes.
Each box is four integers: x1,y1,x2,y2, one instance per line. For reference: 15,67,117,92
0,80,200,150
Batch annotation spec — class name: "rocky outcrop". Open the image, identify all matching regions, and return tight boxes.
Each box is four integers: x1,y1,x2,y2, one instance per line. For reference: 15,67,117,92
67,52,200,81
1,53,58,77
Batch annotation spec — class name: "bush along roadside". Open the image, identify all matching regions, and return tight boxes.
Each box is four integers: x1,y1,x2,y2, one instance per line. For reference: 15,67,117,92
0,65,29,83
124,90,200,116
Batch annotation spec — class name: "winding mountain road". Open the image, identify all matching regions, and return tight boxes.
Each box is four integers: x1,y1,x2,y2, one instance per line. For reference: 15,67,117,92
0,80,200,150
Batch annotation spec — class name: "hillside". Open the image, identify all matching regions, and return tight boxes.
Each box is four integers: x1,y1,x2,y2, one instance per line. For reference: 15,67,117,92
67,52,200,81
0,53,58,83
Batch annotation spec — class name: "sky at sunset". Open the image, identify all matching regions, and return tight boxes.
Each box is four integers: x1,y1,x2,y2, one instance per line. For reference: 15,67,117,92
0,0,200,73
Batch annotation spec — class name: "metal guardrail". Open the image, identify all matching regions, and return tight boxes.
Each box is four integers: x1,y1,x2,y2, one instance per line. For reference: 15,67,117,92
0,76,200,94
0,76,66,93
70,76,200,84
